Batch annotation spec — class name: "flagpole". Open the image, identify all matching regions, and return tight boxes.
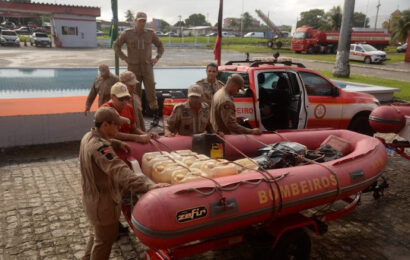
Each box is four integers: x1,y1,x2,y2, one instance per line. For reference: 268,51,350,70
111,0,119,75
214,0,223,66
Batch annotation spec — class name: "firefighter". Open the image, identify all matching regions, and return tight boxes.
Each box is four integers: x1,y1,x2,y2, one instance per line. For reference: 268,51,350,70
210,74,262,135
79,107,168,259
113,11,164,127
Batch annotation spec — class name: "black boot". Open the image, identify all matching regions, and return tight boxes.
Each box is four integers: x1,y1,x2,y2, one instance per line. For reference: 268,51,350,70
150,110,160,127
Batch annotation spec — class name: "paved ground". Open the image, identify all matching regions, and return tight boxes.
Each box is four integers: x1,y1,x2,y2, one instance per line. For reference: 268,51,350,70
0,45,409,82
1,46,409,259
0,135,409,260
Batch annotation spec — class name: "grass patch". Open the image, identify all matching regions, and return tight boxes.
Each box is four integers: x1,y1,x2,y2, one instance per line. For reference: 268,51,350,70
316,69,410,101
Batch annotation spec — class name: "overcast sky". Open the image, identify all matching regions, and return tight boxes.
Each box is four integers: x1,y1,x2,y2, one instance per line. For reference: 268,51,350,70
38,0,410,28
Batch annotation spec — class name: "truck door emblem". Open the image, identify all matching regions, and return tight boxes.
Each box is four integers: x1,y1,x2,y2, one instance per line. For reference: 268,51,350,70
314,104,326,119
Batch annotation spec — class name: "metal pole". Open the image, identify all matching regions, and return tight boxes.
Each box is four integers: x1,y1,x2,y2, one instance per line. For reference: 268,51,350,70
111,0,119,75
333,0,355,78
374,0,381,30
240,0,244,37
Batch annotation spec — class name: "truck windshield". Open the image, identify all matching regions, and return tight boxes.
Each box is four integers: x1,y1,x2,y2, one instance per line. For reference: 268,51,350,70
362,44,378,52
293,32,305,39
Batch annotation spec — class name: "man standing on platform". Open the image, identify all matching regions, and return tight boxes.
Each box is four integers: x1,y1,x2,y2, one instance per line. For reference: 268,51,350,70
113,11,164,127
84,64,118,115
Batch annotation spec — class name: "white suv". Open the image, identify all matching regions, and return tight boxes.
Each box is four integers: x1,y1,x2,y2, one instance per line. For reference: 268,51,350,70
0,30,20,47
349,43,387,64
30,32,52,47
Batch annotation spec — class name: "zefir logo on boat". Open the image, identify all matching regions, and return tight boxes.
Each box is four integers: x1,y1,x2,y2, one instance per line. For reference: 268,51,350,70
176,206,208,223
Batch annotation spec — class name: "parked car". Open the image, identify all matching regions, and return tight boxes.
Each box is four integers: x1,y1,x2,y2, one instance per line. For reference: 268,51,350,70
222,31,236,38
164,32,178,37
163,57,379,135
396,43,407,53
0,30,20,47
1,21,16,29
349,43,387,64
206,32,217,37
15,26,32,35
156,31,165,36
96,30,104,36
30,32,52,47
244,32,265,38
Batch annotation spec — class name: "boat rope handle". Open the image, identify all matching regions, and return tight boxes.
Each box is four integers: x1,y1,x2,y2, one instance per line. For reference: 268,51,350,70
213,134,284,214
183,173,288,194
246,135,342,199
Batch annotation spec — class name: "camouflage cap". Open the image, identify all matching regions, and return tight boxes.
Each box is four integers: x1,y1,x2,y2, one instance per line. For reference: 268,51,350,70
188,84,203,97
136,12,147,21
94,107,130,125
111,82,131,98
119,71,139,86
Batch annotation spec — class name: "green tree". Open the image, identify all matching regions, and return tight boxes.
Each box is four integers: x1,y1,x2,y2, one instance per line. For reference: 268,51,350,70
278,25,292,32
353,12,369,28
158,20,171,32
297,9,325,29
323,6,342,30
125,10,134,22
391,9,410,43
184,13,210,26
242,12,253,31
174,21,186,27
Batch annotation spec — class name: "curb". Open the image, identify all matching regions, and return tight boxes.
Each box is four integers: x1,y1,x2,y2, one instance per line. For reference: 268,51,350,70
293,58,410,73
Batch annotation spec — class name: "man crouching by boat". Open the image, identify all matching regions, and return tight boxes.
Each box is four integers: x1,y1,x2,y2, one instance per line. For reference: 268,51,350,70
102,82,157,143
210,74,262,135
165,84,213,136
79,107,169,259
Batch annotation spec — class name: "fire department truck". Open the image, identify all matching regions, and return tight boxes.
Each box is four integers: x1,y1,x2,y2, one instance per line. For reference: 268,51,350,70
162,56,379,135
291,25,390,54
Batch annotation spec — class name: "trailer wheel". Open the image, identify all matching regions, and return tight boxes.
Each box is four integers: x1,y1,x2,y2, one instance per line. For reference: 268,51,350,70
267,40,274,48
348,114,375,136
364,57,371,64
307,45,314,54
270,229,311,260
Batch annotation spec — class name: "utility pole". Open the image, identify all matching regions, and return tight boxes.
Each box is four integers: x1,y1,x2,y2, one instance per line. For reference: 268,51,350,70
374,0,381,30
363,0,369,27
333,0,355,78
240,0,244,37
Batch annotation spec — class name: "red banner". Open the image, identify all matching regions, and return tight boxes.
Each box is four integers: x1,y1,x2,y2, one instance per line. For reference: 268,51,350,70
213,0,223,65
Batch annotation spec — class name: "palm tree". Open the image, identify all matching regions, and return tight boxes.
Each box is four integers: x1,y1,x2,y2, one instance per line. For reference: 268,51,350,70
325,6,342,31
391,10,410,43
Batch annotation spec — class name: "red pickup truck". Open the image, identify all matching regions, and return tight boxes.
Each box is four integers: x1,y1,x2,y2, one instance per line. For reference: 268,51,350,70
162,58,379,135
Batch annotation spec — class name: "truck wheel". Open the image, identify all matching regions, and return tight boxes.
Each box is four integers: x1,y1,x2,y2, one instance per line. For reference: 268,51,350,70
270,229,311,260
267,40,274,48
364,57,371,64
307,45,314,54
348,114,375,136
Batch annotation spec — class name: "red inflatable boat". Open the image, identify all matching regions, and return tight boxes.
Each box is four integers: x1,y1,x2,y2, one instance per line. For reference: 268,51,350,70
369,103,410,160
117,129,386,253
369,103,410,134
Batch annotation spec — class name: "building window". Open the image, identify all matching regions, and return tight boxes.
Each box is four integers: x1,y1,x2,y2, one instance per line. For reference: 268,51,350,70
62,26,78,36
